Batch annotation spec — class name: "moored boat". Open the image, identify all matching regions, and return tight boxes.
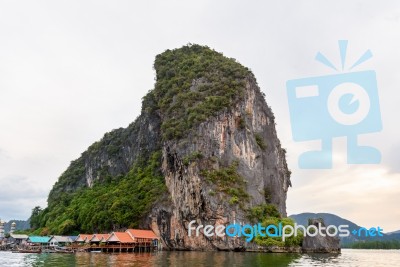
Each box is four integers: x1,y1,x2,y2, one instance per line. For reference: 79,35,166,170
13,248,42,254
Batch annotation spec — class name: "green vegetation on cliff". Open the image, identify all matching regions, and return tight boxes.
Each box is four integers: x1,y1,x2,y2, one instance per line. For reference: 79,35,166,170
248,204,281,222
48,127,128,205
247,204,302,248
253,217,303,248
149,44,251,140
31,44,255,235
201,161,250,208
31,152,166,235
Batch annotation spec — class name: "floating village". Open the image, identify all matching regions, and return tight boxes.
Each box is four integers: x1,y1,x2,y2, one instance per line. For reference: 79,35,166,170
0,219,160,254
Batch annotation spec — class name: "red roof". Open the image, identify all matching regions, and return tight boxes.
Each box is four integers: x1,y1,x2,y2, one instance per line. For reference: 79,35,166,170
106,232,134,243
76,234,94,242
96,234,110,240
90,234,110,242
126,229,158,240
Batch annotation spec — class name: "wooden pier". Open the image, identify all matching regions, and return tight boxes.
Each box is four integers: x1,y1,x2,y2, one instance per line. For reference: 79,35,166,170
68,242,157,253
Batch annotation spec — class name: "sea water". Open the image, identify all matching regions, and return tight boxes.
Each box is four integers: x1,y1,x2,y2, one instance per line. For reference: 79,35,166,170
0,249,399,266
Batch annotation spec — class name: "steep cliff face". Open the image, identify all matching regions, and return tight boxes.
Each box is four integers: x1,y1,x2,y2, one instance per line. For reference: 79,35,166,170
48,109,162,203
149,75,291,250
42,44,291,250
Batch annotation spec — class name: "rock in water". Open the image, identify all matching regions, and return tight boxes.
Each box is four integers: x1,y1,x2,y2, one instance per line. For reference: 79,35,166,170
302,218,341,253
41,44,292,251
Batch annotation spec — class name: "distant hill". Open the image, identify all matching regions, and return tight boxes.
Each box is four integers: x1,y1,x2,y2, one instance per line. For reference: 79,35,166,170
4,220,30,233
290,213,400,246
387,230,400,235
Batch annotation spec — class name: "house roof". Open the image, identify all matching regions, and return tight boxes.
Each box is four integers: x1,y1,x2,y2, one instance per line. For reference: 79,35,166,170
90,234,110,242
49,236,74,243
106,232,134,243
10,234,29,240
69,236,78,242
126,229,158,240
27,236,51,243
75,234,94,242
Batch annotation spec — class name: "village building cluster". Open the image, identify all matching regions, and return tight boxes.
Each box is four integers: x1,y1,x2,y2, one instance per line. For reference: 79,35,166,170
0,219,160,253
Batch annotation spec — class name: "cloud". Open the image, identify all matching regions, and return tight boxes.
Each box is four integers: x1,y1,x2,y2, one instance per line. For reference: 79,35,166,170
0,148,9,160
0,175,48,221
383,145,400,173
287,165,400,232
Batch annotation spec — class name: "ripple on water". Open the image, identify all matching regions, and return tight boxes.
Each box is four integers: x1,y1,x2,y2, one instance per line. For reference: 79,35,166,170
0,249,399,267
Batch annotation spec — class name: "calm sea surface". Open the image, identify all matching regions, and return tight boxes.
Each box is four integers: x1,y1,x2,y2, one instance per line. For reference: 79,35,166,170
0,249,399,267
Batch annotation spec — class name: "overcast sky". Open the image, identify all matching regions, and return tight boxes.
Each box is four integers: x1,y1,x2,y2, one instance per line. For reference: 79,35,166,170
0,0,399,232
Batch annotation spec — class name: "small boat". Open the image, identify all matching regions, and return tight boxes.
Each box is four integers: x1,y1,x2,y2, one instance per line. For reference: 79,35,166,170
42,249,57,253
13,248,42,254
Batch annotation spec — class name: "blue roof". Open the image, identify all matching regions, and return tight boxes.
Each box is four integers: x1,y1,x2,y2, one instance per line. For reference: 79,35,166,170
28,236,51,243
69,236,78,241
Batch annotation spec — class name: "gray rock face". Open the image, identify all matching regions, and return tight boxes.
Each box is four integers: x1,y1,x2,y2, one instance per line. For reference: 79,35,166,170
148,76,291,250
48,109,163,200
47,52,291,251
302,218,341,253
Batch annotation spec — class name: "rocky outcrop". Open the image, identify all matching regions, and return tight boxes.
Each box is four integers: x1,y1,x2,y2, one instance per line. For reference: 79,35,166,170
45,44,291,251
302,218,341,253
148,75,291,250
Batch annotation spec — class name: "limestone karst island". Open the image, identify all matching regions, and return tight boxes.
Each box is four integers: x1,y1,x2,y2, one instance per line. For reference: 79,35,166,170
1,44,334,254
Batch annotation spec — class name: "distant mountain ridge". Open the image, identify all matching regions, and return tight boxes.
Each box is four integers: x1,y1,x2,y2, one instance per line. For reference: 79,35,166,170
290,213,400,245
387,230,400,235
